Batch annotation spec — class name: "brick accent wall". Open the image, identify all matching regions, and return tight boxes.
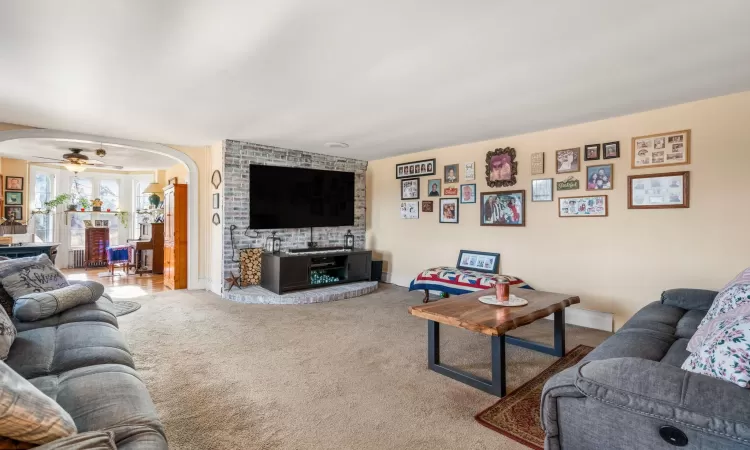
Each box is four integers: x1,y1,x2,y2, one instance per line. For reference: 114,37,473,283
223,139,367,281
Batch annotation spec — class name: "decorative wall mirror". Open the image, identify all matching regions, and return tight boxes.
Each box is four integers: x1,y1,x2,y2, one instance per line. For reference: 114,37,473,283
211,170,222,189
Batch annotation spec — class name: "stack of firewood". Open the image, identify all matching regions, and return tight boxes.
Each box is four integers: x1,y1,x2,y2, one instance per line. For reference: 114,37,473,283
239,248,262,286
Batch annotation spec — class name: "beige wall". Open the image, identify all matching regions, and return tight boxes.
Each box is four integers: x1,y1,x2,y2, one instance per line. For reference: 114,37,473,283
164,162,189,185
366,91,750,329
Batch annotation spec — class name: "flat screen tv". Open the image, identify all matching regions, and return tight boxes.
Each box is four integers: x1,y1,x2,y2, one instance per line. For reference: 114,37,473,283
248,164,355,229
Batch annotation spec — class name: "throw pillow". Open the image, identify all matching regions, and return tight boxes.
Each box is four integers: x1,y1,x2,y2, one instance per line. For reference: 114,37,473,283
0,360,77,444
13,281,105,322
682,312,750,388
0,255,68,300
693,283,750,339
0,287,14,318
0,306,16,360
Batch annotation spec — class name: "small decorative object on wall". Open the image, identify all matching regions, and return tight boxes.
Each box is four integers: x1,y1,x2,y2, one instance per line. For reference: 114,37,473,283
422,200,433,212
485,147,517,187
344,229,355,249
4,206,22,221
400,201,419,219
531,152,544,175
603,141,620,159
556,176,580,191
586,164,613,190
584,144,601,161
91,198,103,211
401,178,419,200
459,184,476,203
439,198,459,223
464,162,475,181
396,158,436,179
168,176,178,185
211,170,222,188
531,178,553,202
556,148,580,174
5,177,23,191
480,190,525,226
457,250,500,274
632,129,690,169
213,193,220,209
628,171,689,209
559,195,608,217
4,191,22,205
83,220,93,228
212,213,221,225
94,220,110,227
444,164,459,183
427,179,441,197
443,186,458,196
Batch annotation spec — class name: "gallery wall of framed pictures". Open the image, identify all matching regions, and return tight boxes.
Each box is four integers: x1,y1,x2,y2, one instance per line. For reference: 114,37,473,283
394,127,692,224
3,176,24,221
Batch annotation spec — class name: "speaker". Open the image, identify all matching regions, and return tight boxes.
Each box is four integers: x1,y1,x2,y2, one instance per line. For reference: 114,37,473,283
370,260,383,282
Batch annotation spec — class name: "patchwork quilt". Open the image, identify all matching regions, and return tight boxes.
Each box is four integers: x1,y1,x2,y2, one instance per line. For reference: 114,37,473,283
409,266,532,296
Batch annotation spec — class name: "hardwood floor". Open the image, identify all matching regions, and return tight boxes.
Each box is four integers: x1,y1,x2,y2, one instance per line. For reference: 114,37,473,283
61,268,167,298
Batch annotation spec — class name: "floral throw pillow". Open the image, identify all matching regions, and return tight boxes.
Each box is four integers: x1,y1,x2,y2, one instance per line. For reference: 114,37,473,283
688,284,750,352
682,313,750,388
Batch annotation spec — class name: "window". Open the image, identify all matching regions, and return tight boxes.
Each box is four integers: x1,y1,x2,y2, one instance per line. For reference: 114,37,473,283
33,173,55,242
100,180,120,244
69,178,92,249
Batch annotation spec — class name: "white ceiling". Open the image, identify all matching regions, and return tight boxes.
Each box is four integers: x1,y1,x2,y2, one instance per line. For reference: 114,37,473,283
0,138,178,171
0,1,749,160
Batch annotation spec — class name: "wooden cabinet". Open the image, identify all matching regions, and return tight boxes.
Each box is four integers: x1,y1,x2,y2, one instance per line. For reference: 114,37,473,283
163,184,188,289
85,227,109,269
346,252,371,281
260,250,373,294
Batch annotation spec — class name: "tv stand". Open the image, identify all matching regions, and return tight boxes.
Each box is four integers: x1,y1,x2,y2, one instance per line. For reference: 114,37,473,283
260,249,372,294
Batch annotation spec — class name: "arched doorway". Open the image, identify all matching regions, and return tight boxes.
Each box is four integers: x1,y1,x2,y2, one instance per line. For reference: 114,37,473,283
0,128,201,289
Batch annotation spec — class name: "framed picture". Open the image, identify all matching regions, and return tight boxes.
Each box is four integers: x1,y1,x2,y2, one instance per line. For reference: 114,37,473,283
396,158,436,179
586,164,613,190
427,179,441,197
556,148,580,174
400,201,419,219
401,178,420,200
444,164,459,183
603,141,620,159
439,198,459,224
628,171,689,209
486,147,517,187
459,184,476,203
464,162,475,181
479,190,525,226
83,220,93,228
558,195,608,217
456,250,500,274
531,178,553,202
422,200,433,212
632,130,690,169
93,220,110,227
584,144,601,161
531,152,544,175
5,177,23,191
4,206,22,220
4,191,22,205
443,186,458,196
168,176,178,185
213,193,220,209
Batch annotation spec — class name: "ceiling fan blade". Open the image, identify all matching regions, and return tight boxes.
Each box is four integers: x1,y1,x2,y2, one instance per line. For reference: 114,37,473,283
32,156,67,162
88,163,124,170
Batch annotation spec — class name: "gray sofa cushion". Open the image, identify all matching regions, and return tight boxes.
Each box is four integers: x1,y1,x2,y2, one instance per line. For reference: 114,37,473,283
5,322,133,379
660,338,691,367
661,288,718,311
30,364,167,449
583,328,677,363
14,281,105,322
675,309,706,339
13,296,117,333
619,301,684,334
0,254,68,299
35,430,115,449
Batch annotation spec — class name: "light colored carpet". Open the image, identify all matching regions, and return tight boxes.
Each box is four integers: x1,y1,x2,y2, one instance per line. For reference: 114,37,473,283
116,284,610,450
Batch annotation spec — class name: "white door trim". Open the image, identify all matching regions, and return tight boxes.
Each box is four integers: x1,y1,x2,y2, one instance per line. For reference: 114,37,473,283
0,129,202,290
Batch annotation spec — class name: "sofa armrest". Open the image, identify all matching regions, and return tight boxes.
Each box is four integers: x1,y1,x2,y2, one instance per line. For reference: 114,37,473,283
575,357,750,444
540,365,586,449
660,288,718,311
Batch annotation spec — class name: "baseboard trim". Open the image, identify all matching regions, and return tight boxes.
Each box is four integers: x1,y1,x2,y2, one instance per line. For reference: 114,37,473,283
544,308,613,332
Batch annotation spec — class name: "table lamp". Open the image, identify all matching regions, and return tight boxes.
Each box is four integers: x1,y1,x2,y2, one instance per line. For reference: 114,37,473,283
142,182,163,208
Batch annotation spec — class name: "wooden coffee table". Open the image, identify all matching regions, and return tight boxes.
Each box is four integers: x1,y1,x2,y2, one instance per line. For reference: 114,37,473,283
408,287,579,396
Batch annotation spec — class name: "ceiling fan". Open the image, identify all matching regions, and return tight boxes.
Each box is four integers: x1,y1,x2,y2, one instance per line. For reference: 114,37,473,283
33,148,123,173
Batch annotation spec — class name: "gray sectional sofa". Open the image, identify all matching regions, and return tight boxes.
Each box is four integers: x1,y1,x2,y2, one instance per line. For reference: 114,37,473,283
542,288,750,450
6,289,167,448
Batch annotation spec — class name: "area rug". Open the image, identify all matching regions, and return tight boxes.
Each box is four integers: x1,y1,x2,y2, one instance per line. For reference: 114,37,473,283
111,300,142,316
475,345,594,449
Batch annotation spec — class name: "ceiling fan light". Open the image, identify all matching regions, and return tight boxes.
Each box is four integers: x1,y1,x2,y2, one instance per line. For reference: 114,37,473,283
65,164,87,173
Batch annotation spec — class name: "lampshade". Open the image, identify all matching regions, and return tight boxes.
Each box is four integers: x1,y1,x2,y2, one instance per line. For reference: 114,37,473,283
142,182,163,194
65,164,87,173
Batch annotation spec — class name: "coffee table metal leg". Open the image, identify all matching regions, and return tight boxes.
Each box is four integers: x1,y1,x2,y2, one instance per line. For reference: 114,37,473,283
427,320,507,397
505,309,566,357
